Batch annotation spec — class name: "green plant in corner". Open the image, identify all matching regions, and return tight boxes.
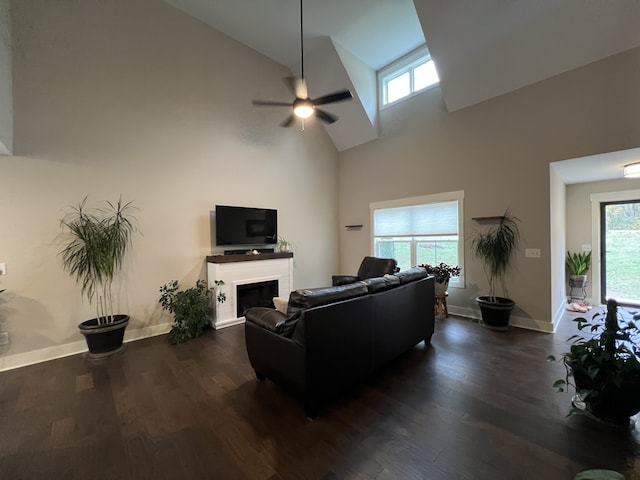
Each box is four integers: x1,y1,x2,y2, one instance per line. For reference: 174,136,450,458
159,279,226,344
471,209,521,330
566,251,592,275
471,210,520,302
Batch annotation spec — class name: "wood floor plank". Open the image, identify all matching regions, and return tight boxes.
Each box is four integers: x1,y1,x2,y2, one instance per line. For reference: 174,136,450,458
1,314,640,479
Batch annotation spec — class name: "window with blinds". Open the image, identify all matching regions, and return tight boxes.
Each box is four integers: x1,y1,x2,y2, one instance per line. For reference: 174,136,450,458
371,192,464,287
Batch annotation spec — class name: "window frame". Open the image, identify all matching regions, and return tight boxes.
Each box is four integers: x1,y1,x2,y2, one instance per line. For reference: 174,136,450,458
370,191,465,288
378,44,439,109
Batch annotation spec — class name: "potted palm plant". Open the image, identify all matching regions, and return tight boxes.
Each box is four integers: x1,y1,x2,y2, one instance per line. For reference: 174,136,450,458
58,197,139,358
471,210,520,330
548,298,640,424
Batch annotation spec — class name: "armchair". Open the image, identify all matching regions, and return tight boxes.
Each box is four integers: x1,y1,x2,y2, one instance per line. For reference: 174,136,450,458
332,256,399,286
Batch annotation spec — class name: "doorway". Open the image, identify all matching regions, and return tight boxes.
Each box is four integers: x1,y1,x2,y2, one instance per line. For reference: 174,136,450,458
600,199,640,306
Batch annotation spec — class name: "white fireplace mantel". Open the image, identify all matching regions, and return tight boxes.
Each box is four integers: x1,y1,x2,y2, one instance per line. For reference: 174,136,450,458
206,252,294,329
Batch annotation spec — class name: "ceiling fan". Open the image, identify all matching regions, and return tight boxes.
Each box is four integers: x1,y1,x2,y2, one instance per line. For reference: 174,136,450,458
252,0,353,127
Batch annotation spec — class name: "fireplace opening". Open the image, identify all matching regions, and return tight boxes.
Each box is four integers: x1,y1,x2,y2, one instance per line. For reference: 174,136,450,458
236,280,279,317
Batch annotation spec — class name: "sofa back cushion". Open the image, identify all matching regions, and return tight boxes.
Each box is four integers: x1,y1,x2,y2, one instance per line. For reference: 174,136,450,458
360,276,400,293
393,266,428,284
287,282,368,316
357,256,398,280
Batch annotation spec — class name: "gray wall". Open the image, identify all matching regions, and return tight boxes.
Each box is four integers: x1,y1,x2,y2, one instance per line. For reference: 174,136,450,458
0,0,340,368
338,46,640,331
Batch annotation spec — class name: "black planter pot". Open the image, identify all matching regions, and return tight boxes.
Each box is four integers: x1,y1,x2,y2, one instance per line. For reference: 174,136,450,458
476,296,515,330
78,314,129,358
570,362,640,424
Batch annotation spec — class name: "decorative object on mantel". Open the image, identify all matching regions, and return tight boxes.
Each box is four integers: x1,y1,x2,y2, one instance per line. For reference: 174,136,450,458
471,209,520,330
419,263,460,319
58,196,140,358
276,235,293,253
159,279,226,344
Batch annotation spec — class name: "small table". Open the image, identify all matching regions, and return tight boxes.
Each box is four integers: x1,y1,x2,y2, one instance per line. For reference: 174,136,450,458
435,292,448,319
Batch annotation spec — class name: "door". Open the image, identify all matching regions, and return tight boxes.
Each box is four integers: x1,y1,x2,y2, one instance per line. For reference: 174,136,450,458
600,200,640,306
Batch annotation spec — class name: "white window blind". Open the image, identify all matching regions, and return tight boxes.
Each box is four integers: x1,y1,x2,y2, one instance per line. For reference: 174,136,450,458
373,201,458,237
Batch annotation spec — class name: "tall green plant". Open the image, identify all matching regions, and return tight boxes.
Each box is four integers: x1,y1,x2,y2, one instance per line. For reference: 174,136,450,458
471,210,520,301
58,197,138,324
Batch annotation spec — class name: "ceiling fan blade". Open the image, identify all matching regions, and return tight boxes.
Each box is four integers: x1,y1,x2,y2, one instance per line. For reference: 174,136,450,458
283,77,308,99
314,108,338,124
280,114,296,127
252,99,292,107
312,89,353,106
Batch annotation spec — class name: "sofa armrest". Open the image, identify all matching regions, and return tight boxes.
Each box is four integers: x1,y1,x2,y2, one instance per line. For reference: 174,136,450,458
331,275,359,286
245,307,287,333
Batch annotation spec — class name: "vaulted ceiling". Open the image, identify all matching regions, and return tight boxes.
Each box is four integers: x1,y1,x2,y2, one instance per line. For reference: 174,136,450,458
165,0,640,158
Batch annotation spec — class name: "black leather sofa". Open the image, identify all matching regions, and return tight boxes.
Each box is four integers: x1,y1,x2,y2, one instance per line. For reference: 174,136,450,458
244,267,435,418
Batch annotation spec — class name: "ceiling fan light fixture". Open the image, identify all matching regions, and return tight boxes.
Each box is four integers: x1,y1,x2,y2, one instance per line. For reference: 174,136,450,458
293,101,314,119
623,162,640,178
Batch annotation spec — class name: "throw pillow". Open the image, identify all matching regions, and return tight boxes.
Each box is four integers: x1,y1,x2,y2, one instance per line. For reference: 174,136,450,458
273,296,289,315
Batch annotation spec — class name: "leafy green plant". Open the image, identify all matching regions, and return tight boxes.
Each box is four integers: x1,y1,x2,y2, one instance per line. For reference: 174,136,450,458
419,263,460,283
471,210,520,301
276,235,293,252
566,251,592,275
58,197,139,324
159,279,226,344
548,299,640,418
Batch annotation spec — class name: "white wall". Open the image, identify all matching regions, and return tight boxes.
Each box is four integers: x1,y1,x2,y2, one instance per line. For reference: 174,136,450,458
549,164,567,331
0,0,12,155
0,0,340,369
338,46,640,331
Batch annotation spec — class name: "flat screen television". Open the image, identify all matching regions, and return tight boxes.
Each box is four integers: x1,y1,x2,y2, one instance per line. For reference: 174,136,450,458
215,205,277,246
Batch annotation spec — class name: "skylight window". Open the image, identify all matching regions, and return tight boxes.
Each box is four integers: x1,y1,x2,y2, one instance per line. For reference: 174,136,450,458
379,45,439,107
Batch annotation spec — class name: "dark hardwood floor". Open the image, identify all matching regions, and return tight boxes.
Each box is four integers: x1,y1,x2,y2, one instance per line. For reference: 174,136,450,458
1,313,639,479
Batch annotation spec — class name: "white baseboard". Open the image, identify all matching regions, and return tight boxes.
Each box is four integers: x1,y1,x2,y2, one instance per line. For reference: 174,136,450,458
448,305,555,333
0,322,172,372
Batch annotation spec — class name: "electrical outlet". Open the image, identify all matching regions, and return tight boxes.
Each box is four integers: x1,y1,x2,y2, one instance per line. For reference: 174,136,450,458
525,248,541,258
582,244,591,252
0,263,5,276
0,332,8,345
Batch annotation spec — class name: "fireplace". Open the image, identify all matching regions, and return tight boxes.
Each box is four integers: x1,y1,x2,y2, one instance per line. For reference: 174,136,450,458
236,280,279,317
207,252,293,329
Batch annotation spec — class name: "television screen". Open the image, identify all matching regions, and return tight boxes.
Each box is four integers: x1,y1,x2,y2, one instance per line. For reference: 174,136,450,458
215,205,277,246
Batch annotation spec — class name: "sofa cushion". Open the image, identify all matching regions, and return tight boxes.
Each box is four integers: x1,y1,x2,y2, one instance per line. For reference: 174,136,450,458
287,282,369,315
393,266,428,284
360,276,400,293
245,307,287,333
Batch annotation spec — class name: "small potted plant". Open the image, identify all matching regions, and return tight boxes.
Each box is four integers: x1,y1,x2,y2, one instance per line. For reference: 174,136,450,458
566,251,592,299
159,279,226,344
419,263,460,295
58,197,139,357
276,235,293,253
471,210,520,330
548,298,640,424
